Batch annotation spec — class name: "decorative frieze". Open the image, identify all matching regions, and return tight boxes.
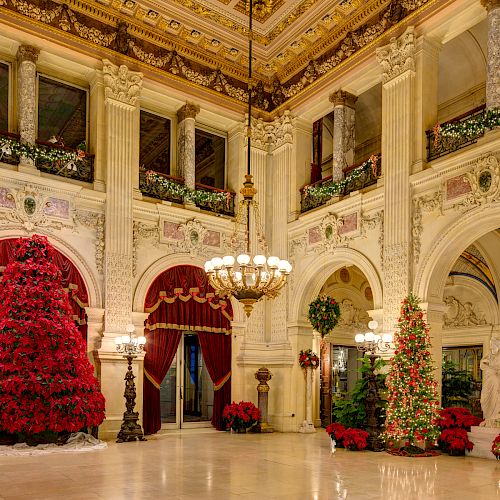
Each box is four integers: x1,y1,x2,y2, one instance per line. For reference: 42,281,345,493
443,295,487,328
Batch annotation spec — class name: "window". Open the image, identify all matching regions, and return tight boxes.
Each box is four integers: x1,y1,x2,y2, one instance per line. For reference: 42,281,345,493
140,110,171,174
0,62,9,132
195,129,225,189
37,75,87,150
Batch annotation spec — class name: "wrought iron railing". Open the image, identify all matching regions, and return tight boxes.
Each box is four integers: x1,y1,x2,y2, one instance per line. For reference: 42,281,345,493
0,131,20,166
35,141,94,183
300,155,382,213
139,169,185,204
195,183,235,217
426,105,486,161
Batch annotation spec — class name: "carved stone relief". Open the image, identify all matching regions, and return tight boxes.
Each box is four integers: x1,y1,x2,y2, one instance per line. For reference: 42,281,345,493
443,295,487,328
104,252,132,332
412,191,443,264
337,298,370,331
102,59,143,106
75,210,105,274
248,111,294,152
361,210,384,264
376,26,415,84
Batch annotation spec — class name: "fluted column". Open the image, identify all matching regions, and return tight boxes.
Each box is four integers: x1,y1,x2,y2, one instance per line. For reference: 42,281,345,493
102,59,142,336
329,90,357,182
177,102,200,203
16,45,39,173
376,27,415,332
482,0,500,109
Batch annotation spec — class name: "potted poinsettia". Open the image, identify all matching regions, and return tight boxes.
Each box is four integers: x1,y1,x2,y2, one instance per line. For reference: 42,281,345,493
492,434,500,460
325,422,345,447
341,428,369,451
222,401,260,433
439,428,474,455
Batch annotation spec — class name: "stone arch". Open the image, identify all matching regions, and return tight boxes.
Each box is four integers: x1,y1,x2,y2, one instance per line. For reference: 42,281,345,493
0,229,101,307
290,248,383,324
415,204,500,305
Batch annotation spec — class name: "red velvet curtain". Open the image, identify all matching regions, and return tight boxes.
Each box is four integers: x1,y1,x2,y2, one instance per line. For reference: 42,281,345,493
143,328,181,435
143,265,232,434
0,237,89,342
198,332,231,431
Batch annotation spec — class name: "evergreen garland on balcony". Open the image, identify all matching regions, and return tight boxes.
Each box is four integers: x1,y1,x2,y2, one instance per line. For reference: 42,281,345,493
436,107,500,140
302,155,379,200
0,136,85,163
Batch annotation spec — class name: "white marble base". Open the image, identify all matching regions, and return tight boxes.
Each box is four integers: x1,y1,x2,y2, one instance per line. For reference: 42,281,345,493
298,420,316,433
466,426,498,460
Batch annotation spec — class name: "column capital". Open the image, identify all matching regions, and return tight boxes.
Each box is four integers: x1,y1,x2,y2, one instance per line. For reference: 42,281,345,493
329,90,357,109
17,45,39,64
102,59,143,106
481,0,500,11
177,102,200,123
376,26,415,84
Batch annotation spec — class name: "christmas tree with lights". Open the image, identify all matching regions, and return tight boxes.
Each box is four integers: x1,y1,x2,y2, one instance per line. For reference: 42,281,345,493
384,294,441,453
0,235,105,443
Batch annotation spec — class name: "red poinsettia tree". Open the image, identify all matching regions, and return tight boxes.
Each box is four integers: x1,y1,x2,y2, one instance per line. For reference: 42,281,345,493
0,235,105,441
383,294,441,453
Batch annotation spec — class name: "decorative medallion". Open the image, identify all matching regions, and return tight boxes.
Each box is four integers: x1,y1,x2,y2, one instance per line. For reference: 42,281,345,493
339,267,350,283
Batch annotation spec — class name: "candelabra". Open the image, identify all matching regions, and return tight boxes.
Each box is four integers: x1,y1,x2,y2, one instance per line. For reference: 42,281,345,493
354,321,393,452
115,324,147,443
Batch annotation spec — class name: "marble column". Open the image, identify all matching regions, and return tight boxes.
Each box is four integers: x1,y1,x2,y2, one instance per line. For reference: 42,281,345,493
177,102,200,205
16,45,39,173
329,90,357,182
376,27,415,332
299,368,316,433
97,60,142,439
482,0,500,109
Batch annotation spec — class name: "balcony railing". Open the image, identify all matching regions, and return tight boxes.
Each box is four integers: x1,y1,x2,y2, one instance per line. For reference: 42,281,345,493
139,169,185,205
426,105,486,161
0,131,21,166
35,141,94,183
300,155,381,214
195,183,235,216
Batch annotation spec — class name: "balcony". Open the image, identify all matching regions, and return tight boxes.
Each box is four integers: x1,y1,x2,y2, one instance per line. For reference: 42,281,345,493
140,169,235,216
300,155,381,214
34,141,94,183
194,183,235,217
139,169,186,204
0,131,21,166
426,105,489,161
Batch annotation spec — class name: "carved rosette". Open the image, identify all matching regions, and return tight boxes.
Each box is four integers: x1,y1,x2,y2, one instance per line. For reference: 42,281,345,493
17,46,39,161
102,59,143,106
376,27,416,83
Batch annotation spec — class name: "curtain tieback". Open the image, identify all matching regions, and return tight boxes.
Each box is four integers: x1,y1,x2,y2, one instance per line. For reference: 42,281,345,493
144,369,161,389
214,371,231,391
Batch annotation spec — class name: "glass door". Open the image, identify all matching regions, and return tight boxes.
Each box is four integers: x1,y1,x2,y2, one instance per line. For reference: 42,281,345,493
159,333,213,429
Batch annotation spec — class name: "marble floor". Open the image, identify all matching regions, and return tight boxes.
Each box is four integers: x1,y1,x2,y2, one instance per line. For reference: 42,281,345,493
0,429,498,500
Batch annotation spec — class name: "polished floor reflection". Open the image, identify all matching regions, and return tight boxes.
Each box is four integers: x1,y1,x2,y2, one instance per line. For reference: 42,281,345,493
0,430,498,499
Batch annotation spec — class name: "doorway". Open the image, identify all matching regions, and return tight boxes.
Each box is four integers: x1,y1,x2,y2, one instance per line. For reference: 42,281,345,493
159,332,214,429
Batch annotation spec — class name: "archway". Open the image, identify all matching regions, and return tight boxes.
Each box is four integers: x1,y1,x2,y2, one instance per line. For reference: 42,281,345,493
142,264,233,434
0,236,90,342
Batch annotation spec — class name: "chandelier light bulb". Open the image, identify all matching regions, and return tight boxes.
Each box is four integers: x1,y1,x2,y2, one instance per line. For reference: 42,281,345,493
284,262,292,273
267,256,279,268
365,332,374,342
138,336,146,346
126,323,135,334
237,254,251,265
355,333,365,343
253,254,266,266
382,333,393,343
373,334,381,343
234,271,242,281
222,255,235,267
204,261,214,272
368,320,378,331
115,336,123,345
212,257,223,269
122,335,131,344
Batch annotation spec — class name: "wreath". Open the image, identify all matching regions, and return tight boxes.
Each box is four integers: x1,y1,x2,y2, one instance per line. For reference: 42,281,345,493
298,349,319,369
307,295,341,337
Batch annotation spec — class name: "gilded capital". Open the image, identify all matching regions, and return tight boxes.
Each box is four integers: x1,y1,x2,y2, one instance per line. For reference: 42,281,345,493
329,90,358,109
376,26,415,84
17,45,40,64
177,102,200,122
102,59,143,106
481,0,500,11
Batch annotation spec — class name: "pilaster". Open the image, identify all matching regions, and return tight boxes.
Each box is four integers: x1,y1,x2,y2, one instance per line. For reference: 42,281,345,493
482,0,500,109
89,71,106,192
16,45,40,174
376,27,415,332
329,90,357,182
176,102,200,200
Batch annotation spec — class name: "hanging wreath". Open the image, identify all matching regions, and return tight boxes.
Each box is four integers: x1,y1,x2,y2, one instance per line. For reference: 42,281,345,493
298,349,320,369
307,295,341,337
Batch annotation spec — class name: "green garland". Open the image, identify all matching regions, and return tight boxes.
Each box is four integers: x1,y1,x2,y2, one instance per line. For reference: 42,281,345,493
144,170,233,207
436,107,500,139
302,155,379,200
0,136,84,163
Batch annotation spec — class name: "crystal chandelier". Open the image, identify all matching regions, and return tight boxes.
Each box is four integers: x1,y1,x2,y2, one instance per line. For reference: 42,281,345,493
205,0,291,318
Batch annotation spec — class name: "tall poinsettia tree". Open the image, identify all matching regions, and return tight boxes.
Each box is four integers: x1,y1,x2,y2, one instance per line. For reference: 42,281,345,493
0,235,105,437
384,294,441,451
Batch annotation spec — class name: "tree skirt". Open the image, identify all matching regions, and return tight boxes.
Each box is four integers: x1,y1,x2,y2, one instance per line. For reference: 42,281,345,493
387,447,440,458
0,432,107,456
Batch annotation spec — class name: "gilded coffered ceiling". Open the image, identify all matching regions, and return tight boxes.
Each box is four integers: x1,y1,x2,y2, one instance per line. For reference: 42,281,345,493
0,0,444,112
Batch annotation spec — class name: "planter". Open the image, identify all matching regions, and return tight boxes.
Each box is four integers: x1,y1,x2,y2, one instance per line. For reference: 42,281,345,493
235,428,247,434
448,448,465,456
347,445,362,451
